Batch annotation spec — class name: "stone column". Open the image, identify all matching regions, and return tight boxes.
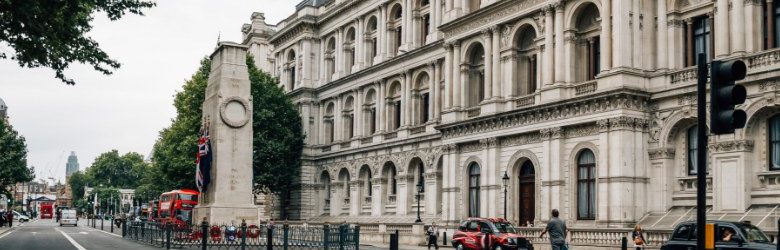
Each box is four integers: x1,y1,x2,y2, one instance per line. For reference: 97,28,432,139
412,10,421,48
715,0,730,57
648,148,675,213
320,39,327,85
356,17,365,69
371,177,385,216
553,3,564,84
745,0,760,52
732,0,745,54
710,140,753,213
444,43,453,109
600,0,612,71
492,26,501,99
378,5,387,61
482,29,493,101
355,89,364,138
193,42,260,225
334,97,343,141
377,80,387,133
657,0,668,70
432,0,442,41
335,28,344,79
403,0,413,51
452,41,462,109
302,38,314,87
686,19,694,66
424,172,440,216
403,70,412,127
397,174,409,215
612,0,632,68
543,6,554,85
596,119,610,222
432,60,442,121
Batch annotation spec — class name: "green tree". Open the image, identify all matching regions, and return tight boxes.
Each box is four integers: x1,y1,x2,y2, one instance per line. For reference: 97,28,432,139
0,118,35,194
247,56,304,219
84,150,146,189
0,0,155,85
67,171,89,202
134,161,169,202
151,58,210,190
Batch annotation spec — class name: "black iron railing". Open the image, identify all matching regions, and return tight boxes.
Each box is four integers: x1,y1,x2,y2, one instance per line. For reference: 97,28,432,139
122,219,359,250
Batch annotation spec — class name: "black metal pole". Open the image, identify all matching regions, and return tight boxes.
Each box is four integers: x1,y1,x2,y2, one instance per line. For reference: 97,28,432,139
776,218,779,250
696,53,708,250
415,193,421,223
503,187,507,220
241,220,247,250
111,217,114,233
201,219,208,250
621,236,627,250
166,224,171,250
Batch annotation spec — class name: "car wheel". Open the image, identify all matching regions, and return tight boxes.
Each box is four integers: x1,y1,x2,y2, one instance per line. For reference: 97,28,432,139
494,246,502,250
455,243,465,250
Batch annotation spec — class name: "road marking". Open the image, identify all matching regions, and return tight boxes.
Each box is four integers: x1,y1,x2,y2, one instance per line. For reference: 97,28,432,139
91,228,122,238
56,227,87,250
0,228,15,239
79,232,88,234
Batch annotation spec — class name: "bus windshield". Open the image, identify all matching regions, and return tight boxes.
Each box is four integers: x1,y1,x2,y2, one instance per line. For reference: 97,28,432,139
178,194,197,201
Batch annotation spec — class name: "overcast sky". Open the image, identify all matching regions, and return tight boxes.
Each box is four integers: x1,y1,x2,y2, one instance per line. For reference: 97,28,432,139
0,0,294,185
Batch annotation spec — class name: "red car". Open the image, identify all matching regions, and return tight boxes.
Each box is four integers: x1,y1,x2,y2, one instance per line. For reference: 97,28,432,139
451,218,534,250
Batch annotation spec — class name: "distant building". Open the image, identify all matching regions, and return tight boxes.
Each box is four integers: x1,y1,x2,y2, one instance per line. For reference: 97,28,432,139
65,152,79,177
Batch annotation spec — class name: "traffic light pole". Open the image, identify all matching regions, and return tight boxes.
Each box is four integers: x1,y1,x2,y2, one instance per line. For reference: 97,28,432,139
696,53,708,250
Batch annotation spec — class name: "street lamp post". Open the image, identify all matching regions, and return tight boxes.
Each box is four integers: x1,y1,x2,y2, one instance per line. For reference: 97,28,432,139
415,181,423,223
502,171,510,220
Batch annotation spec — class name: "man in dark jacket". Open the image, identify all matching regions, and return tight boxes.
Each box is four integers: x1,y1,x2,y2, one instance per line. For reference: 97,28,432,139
7,211,14,227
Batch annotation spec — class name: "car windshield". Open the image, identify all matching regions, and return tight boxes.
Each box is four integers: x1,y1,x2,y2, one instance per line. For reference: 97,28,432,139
493,222,517,233
738,224,770,243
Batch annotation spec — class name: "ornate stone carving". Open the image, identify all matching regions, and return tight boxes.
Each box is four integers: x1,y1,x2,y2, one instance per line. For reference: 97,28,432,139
708,140,755,153
459,141,483,153
565,123,598,138
500,132,541,147
648,148,676,160
442,0,545,39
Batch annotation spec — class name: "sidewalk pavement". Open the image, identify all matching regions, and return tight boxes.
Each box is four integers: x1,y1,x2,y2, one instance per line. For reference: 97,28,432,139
361,242,439,250
0,219,26,237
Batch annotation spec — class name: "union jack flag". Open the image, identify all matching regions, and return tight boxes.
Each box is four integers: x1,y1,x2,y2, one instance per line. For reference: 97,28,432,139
195,128,212,192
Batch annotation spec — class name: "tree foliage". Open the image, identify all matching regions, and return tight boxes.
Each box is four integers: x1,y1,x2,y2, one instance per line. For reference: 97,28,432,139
0,118,34,194
150,56,304,218
84,150,146,189
0,0,155,85
67,171,88,202
247,56,304,219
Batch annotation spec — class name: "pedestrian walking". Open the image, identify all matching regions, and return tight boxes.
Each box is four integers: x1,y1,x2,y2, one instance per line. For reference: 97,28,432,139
7,211,13,227
426,222,440,249
632,225,646,249
0,210,5,227
539,209,568,250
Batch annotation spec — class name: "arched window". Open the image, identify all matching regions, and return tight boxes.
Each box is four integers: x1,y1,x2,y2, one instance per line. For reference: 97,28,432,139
468,163,481,217
687,126,698,175
390,4,404,56
326,38,337,81
360,166,372,197
345,28,356,74
573,4,601,81
324,103,335,144
320,171,332,213
364,89,377,135
415,72,431,125
339,168,350,198
388,81,403,130
513,26,538,96
287,50,296,91
366,17,378,65
577,149,596,220
467,44,486,108
417,160,425,192
770,115,780,171
344,96,355,139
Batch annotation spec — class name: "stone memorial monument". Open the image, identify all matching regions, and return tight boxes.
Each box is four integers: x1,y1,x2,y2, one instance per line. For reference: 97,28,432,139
193,42,260,225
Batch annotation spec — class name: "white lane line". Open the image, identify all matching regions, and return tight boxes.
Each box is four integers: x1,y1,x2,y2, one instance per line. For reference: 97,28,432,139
91,228,122,238
0,228,15,239
56,227,87,250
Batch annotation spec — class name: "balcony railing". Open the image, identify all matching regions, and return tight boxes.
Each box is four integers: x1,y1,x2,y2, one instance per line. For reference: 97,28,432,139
360,136,373,144
465,107,481,117
678,176,712,192
515,95,535,107
746,47,780,69
758,171,780,188
670,66,698,84
409,125,426,135
321,145,332,152
384,131,397,140
339,141,351,149
574,80,597,95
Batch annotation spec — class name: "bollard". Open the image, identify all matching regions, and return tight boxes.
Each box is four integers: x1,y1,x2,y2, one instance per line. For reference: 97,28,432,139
267,224,273,250
283,223,289,250
165,224,171,250
323,224,330,249
201,219,208,250
389,230,399,250
122,220,126,237
621,236,628,250
101,218,104,231
111,218,114,233
442,231,447,246
354,225,360,250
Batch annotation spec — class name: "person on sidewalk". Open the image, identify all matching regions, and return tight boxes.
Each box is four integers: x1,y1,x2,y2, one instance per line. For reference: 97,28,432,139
7,211,13,227
0,210,5,227
427,222,439,249
632,224,646,249
539,209,568,250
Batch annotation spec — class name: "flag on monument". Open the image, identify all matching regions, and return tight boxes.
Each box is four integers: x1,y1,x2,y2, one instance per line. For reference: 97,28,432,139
196,129,212,192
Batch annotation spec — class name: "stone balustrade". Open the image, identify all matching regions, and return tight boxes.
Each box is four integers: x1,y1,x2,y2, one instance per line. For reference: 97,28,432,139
677,176,712,192
746,47,780,69
758,171,780,188
466,106,481,117
384,131,398,140
670,66,698,85
409,125,426,135
515,94,535,107
360,136,373,144
574,80,598,96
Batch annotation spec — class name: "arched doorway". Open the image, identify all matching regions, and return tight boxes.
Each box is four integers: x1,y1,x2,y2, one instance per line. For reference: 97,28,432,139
517,160,535,226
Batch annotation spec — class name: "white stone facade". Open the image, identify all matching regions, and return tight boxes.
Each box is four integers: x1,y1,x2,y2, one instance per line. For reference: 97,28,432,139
241,0,780,235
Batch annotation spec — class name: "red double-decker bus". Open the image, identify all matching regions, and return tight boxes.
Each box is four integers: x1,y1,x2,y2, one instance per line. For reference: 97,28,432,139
158,189,198,225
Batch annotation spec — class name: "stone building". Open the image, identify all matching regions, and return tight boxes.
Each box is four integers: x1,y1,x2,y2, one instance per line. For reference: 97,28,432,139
240,0,780,244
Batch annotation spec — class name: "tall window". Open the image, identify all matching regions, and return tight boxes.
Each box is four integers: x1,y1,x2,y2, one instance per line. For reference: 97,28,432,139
467,44,486,107
422,14,430,43
687,16,711,66
770,115,780,171
394,100,402,129
390,169,397,195
417,162,425,193
528,55,537,93
468,163,481,217
590,37,600,80
577,149,596,220
348,114,355,138
422,93,430,123
370,107,377,134
762,0,780,49
688,126,698,175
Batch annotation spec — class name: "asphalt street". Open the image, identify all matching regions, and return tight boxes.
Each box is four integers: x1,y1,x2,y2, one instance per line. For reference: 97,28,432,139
0,219,158,250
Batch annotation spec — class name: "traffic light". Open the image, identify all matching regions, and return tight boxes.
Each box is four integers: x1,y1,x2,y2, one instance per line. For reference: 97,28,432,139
710,59,747,134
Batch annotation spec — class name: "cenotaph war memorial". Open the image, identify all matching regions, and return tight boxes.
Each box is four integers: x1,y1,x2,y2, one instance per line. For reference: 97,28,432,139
193,42,260,225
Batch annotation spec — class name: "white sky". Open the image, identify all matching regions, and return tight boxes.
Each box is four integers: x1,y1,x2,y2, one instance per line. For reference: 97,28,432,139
0,0,294,184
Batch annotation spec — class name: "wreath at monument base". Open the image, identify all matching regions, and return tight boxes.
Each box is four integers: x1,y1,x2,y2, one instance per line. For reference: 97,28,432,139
246,225,261,238
210,225,222,241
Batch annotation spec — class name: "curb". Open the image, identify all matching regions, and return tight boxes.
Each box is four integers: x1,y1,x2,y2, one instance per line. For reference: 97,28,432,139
0,227,17,239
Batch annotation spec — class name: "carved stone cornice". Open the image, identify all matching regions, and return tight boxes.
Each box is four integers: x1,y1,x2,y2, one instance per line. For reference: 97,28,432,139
459,141,483,153
423,172,441,179
439,0,546,39
541,127,563,140
648,148,676,160
565,123,599,138
708,140,754,153
437,91,649,139
500,132,542,147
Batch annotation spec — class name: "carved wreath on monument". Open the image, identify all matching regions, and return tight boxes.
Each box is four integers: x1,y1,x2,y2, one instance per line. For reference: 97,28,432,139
219,96,251,128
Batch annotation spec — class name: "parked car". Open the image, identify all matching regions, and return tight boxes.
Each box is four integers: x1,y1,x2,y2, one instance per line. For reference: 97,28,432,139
59,209,77,227
661,220,776,250
451,218,534,250
12,211,29,222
